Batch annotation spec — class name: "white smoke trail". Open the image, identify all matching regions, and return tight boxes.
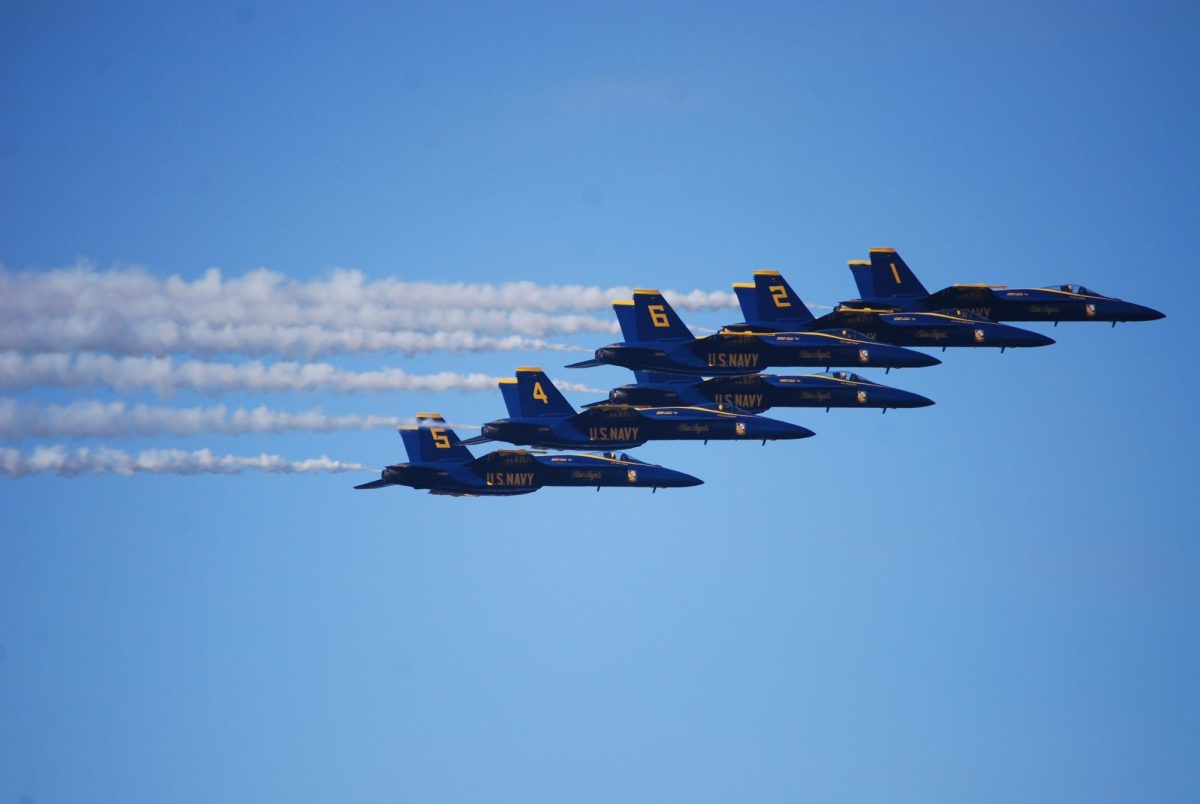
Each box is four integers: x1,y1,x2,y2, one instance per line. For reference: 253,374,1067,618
0,263,735,356
0,320,591,359
0,353,601,396
0,399,485,438
0,444,371,477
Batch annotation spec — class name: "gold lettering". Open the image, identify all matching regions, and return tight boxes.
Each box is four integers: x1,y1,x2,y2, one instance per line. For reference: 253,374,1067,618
769,285,790,308
487,471,534,487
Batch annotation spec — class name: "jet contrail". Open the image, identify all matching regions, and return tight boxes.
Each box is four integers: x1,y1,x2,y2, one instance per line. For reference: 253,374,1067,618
0,353,600,396
0,264,735,355
0,320,591,359
0,399,485,438
0,444,372,477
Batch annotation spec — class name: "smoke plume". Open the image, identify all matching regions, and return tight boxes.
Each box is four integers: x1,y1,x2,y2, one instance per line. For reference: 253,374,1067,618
0,444,371,477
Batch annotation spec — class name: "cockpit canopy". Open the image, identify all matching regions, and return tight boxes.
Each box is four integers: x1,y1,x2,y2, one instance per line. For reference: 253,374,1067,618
1048,284,1103,296
828,370,870,383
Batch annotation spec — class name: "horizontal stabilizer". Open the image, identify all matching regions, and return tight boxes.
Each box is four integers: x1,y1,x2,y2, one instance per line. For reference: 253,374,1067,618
459,435,493,446
565,358,605,368
354,478,393,490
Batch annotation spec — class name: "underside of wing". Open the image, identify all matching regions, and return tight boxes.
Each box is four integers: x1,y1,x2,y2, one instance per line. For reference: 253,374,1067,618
354,478,393,490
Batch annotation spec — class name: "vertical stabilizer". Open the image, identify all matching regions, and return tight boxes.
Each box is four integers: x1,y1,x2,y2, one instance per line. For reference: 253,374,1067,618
748,270,815,325
629,290,694,342
511,368,576,418
612,300,638,341
865,248,928,298
399,413,474,463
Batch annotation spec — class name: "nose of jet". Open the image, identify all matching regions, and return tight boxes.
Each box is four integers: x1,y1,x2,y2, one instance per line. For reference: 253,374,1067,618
888,388,936,408
652,467,705,487
911,350,943,367
1010,327,1056,347
753,418,815,440
1125,302,1165,321
883,345,942,368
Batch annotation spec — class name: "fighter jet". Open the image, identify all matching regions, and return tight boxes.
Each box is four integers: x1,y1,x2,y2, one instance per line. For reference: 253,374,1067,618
463,367,814,449
566,289,939,376
594,369,934,414
354,413,703,496
842,247,1164,325
727,269,1056,351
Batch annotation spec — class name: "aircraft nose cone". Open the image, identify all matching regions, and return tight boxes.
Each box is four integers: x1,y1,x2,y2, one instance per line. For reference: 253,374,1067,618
1025,331,1056,347
914,351,942,367
1131,303,1165,321
657,468,704,487
877,344,940,368
892,389,935,408
747,416,814,440
776,421,816,439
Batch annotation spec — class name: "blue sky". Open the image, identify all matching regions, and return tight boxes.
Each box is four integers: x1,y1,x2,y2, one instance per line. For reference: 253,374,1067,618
2,2,1198,802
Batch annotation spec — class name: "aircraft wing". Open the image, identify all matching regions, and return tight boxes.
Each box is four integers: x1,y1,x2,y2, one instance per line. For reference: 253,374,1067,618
354,478,393,490
459,435,494,446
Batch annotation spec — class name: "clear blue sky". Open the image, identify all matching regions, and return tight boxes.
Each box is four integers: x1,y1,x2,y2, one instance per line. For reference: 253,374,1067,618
2,2,1198,802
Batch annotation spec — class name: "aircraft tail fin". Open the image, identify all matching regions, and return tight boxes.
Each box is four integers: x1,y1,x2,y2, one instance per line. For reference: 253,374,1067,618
510,367,575,418
733,283,761,322
864,248,929,298
399,413,474,464
847,260,876,299
498,378,522,419
742,271,815,325
612,300,638,341
629,290,694,342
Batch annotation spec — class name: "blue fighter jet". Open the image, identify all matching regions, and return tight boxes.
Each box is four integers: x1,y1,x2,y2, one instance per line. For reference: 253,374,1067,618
726,269,1055,351
842,247,1165,325
354,413,703,496
464,368,814,449
567,289,939,375
593,369,934,414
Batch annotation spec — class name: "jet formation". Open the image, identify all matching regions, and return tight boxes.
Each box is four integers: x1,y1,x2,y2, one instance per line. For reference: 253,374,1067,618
356,248,1162,496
